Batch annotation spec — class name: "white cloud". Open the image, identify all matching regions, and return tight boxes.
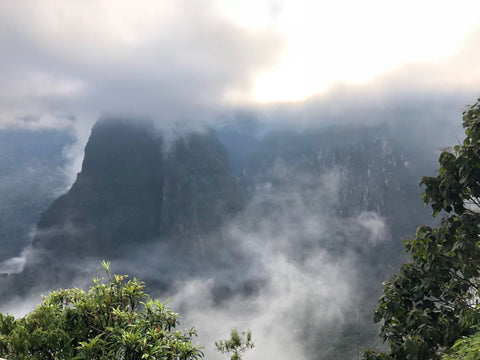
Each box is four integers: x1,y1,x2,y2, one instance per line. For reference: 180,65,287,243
1,0,479,131
252,0,480,101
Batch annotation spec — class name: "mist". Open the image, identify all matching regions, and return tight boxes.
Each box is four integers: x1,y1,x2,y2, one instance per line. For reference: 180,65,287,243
167,169,384,359
0,89,475,358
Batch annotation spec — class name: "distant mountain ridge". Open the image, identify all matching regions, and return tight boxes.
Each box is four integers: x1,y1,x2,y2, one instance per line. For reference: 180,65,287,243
0,129,72,262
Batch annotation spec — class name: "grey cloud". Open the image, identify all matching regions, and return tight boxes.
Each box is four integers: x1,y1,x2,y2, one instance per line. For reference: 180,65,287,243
163,169,381,359
355,212,387,245
0,0,282,188
236,28,480,134
170,252,355,360
0,250,27,274
3,163,385,358
0,1,281,129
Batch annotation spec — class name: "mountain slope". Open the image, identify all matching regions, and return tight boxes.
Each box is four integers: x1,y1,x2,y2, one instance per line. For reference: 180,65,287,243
22,118,245,288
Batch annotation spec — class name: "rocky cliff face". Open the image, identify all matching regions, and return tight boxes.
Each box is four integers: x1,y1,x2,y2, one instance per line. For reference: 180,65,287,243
22,118,245,287
240,124,435,240
232,124,438,360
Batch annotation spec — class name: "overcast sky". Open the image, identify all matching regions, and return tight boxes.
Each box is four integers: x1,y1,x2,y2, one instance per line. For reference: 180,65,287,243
1,0,480,131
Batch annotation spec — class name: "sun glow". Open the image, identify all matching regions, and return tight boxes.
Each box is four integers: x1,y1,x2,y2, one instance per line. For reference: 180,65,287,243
221,0,480,103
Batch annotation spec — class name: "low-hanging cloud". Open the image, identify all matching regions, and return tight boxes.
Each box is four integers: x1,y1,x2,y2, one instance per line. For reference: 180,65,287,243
170,251,356,360
157,167,389,359
1,160,389,358
0,0,284,192
1,1,479,197
0,0,281,130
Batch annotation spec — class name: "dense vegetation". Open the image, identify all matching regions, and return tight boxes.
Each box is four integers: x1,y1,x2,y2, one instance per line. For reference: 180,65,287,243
0,262,203,359
364,99,480,359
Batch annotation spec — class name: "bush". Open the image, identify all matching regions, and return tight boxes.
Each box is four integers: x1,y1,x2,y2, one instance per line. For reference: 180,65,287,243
0,261,203,360
215,329,254,360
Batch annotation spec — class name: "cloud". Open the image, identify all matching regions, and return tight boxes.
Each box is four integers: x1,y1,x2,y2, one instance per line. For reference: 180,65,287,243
1,160,387,357
0,0,283,189
0,250,27,274
1,0,479,189
170,252,355,360
0,0,281,129
2,1,479,133
161,168,386,359
353,212,387,245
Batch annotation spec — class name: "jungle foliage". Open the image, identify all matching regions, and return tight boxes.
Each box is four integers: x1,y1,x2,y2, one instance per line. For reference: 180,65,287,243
0,261,203,360
364,99,480,360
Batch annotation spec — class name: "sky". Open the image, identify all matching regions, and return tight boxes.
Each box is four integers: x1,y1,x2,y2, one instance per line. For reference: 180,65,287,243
1,0,480,131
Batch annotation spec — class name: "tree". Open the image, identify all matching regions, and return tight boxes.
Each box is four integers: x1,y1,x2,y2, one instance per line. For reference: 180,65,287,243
363,99,480,360
0,261,203,360
215,330,254,360
443,330,480,360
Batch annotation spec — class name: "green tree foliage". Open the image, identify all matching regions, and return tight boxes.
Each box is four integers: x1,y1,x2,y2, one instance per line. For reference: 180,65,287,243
0,261,203,360
443,330,480,360
363,99,480,360
215,330,254,360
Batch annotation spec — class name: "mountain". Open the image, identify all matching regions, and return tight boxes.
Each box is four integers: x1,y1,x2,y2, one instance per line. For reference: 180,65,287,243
240,122,436,256
0,117,444,360
224,123,438,359
17,118,246,290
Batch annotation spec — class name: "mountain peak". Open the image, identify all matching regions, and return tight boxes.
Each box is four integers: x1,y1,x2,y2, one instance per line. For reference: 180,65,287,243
28,118,245,284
